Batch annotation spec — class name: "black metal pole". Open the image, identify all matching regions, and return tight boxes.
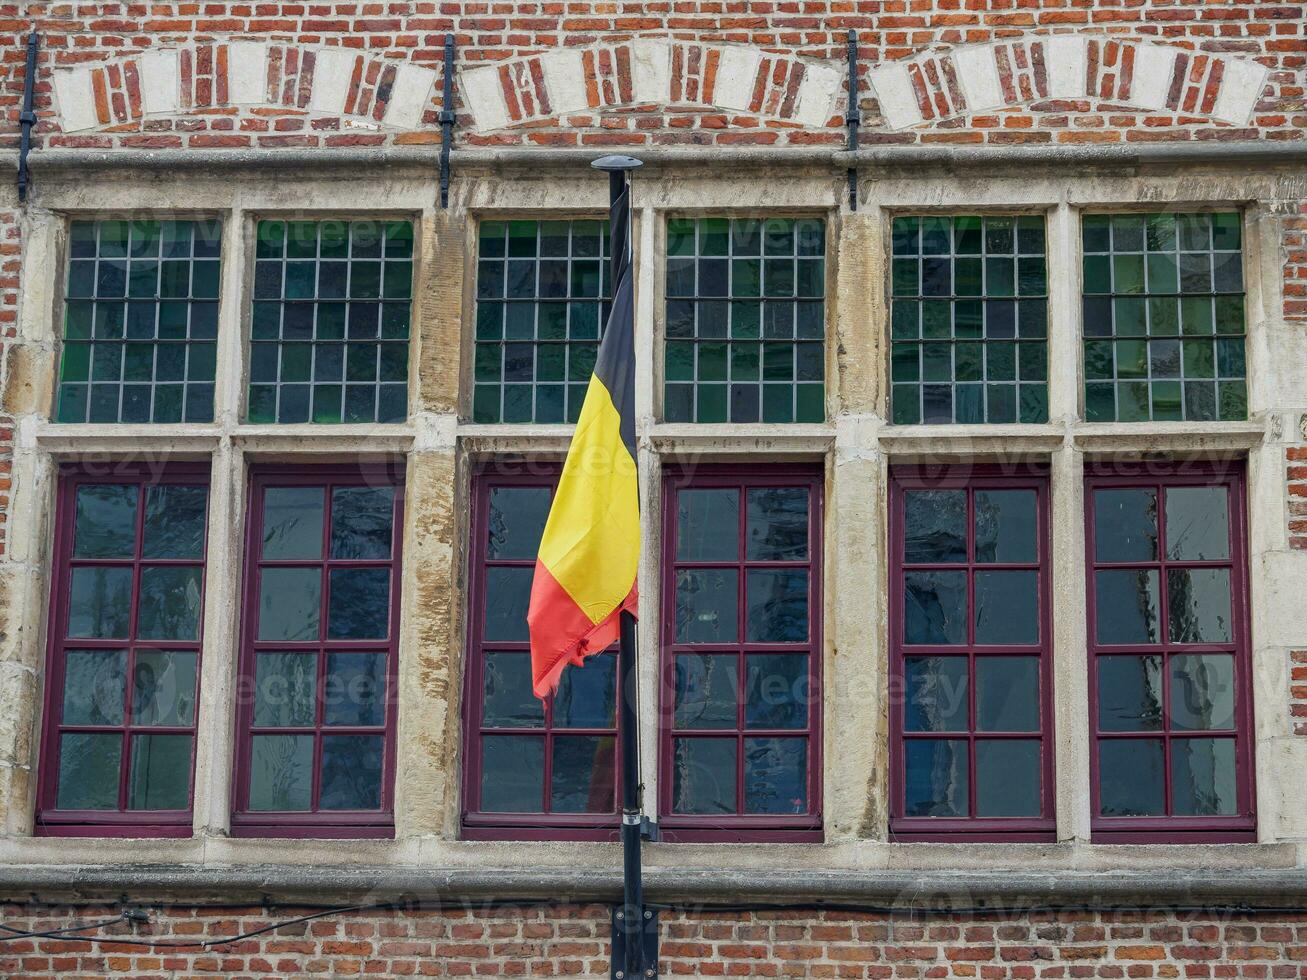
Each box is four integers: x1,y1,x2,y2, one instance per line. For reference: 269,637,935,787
18,31,39,204
846,29,859,212
439,33,455,209
617,608,643,977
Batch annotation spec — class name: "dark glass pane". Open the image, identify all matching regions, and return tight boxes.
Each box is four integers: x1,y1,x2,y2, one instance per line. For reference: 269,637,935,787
554,652,617,729
73,484,138,558
974,570,1038,645
672,738,737,814
904,571,967,645
67,567,133,638
56,733,122,810
484,566,533,642
320,735,383,810
746,569,808,643
142,485,207,559
482,652,544,728
324,652,387,727
745,653,809,729
1097,655,1163,732
132,649,197,726
744,737,807,814
676,489,738,561
745,488,808,561
136,566,202,640
330,487,395,560
904,490,966,564
675,569,738,643
550,735,616,813
257,568,321,642
1170,654,1235,731
1165,487,1230,561
1098,739,1165,817
128,734,192,810
254,651,317,727
675,654,738,730
1093,489,1158,562
974,490,1037,563
1167,569,1232,644
1094,570,1160,645
481,735,544,811
975,739,1041,817
976,656,1039,732
262,487,325,560
904,656,968,732
1172,738,1237,816
248,734,314,810
62,649,126,725
904,738,968,817
328,568,391,639
487,487,551,559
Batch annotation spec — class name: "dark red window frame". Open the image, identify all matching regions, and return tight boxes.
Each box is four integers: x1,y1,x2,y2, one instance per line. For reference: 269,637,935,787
461,461,622,841
888,463,1056,843
659,463,824,843
37,461,209,838
1086,459,1255,843
232,461,405,839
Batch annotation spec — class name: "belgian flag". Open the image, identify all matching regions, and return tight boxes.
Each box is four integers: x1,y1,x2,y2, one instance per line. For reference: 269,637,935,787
527,178,639,698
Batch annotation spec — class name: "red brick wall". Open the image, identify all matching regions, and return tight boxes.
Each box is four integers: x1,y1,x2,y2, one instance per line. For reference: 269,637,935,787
2,904,1307,978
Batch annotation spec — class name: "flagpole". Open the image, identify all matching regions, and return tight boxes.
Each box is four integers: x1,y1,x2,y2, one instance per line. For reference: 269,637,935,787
590,154,655,979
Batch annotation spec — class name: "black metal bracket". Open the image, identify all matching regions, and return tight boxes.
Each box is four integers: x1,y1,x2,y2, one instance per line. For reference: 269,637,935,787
639,816,659,842
439,33,456,209
845,29,859,213
610,906,659,980
18,30,39,204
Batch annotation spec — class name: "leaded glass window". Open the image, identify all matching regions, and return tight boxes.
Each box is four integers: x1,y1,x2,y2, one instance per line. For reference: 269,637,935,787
473,219,611,424
664,217,825,424
249,220,412,424
57,219,221,424
1082,212,1247,422
890,215,1048,425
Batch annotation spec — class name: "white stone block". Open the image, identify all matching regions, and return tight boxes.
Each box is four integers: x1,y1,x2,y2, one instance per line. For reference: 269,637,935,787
539,49,587,114
310,47,359,116
461,64,511,131
383,63,438,129
954,44,1004,112
1046,35,1088,99
1213,56,1269,125
868,61,922,130
794,61,841,127
630,38,670,105
52,68,98,133
713,46,762,113
138,48,180,114
227,41,267,106
1130,42,1179,112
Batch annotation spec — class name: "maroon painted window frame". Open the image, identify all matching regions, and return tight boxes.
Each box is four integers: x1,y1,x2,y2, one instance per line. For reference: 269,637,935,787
659,463,824,844
37,461,210,838
461,462,622,842
888,463,1057,843
1086,459,1256,843
231,462,405,839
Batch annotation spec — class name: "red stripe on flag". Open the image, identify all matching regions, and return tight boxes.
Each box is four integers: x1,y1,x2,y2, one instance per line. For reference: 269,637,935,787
528,559,637,698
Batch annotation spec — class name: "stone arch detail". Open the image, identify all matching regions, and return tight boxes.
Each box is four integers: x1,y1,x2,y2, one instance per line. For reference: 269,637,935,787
50,41,440,133
459,39,845,132
869,37,1271,130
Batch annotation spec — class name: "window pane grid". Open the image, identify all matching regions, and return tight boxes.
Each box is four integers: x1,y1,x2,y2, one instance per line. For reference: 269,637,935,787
664,217,826,424
473,219,613,424
249,220,412,424
1082,212,1247,422
1087,472,1248,828
664,473,821,828
42,472,208,822
237,474,402,826
890,215,1048,425
58,219,221,424
891,472,1052,834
